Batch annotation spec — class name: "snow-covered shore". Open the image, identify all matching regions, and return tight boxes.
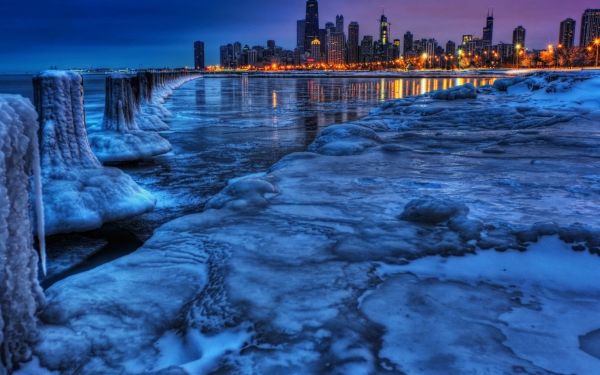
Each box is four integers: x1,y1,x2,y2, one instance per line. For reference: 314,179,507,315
29,72,600,373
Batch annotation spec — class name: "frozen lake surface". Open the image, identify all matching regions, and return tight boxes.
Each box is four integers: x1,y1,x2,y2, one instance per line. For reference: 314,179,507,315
0,74,496,281
19,72,600,374
11,73,600,374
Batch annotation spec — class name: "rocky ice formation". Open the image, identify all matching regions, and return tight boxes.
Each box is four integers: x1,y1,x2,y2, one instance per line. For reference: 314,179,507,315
30,72,600,373
429,82,477,100
0,95,44,373
33,71,155,235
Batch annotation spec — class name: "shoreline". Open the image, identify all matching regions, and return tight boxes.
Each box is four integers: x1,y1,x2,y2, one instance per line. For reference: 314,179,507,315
3,67,597,79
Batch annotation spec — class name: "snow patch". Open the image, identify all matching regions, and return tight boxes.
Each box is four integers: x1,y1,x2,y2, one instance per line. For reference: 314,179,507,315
371,236,600,374
154,324,252,373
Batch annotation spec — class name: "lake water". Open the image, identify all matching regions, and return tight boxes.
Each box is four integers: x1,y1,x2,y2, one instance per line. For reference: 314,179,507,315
0,74,496,280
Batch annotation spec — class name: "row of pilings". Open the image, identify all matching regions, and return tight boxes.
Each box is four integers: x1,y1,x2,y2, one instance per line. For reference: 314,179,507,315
103,71,199,131
1,69,199,372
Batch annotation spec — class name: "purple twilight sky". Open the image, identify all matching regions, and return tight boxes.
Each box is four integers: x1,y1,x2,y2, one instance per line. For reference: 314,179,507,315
0,0,597,71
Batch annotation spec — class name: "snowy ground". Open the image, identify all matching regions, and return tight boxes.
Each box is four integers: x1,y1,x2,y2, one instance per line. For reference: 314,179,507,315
26,72,600,374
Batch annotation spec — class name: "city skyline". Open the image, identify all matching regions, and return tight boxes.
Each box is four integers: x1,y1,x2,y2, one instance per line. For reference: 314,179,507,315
1,0,599,72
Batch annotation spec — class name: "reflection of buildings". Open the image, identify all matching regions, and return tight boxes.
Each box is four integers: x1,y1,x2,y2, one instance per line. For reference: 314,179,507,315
195,79,206,106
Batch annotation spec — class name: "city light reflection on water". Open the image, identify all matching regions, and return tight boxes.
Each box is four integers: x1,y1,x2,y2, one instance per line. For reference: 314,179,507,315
295,76,496,103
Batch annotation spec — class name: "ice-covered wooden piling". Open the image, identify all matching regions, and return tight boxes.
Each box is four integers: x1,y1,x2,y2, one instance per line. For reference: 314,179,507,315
33,71,99,169
33,71,156,235
89,73,173,163
0,95,44,373
134,71,200,131
102,74,142,132
102,71,199,133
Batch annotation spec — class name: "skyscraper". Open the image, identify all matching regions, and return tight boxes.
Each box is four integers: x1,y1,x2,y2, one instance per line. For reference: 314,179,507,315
305,0,319,52
319,28,328,57
403,31,413,56
193,41,205,70
327,32,345,64
347,22,360,64
310,38,321,62
559,18,576,48
297,20,306,51
393,39,401,59
513,26,526,48
325,22,335,35
336,15,344,33
482,11,494,46
580,9,600,47
379,14,390,45
360,36,374,62
446,40,456,56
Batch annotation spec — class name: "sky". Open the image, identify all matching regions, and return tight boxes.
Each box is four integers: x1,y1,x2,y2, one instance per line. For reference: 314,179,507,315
0,0,597,72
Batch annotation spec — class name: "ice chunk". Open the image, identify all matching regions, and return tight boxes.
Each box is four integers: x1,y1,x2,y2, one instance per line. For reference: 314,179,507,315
206,178,277,211
33,71,155,235
400,196,469,224
429,83,477,100
0,94,44,372
308,124,382,156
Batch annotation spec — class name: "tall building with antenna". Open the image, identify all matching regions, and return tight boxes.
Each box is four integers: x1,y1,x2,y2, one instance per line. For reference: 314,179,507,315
304,0,320,52
379,13,390,45
482,10,494,46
